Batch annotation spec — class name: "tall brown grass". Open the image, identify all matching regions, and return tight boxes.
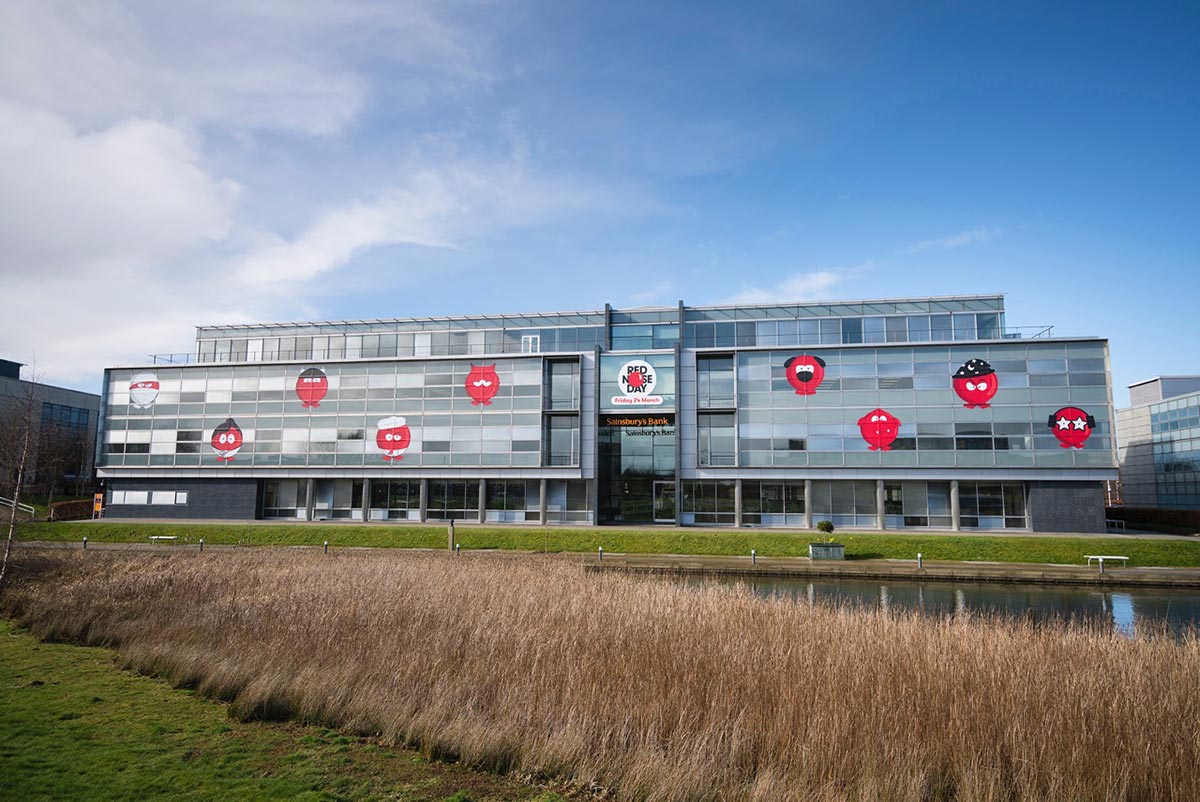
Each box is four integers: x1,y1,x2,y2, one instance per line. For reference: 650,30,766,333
5,549,1199,802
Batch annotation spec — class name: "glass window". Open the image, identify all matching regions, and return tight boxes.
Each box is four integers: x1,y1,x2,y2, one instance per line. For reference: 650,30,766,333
863,317,885,344
544,415,580,466
907,315,930,342
976,313,1000,339
546,360,580,410
930,315,953,341
697,355,735,408
841,318,863,344
698,413,736,466
952,313,976,340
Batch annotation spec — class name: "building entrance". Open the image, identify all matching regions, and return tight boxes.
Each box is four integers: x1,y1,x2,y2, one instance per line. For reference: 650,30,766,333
597,413,676,524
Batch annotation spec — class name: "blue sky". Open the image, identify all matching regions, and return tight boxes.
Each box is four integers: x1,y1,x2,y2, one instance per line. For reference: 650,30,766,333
0,1,1196,399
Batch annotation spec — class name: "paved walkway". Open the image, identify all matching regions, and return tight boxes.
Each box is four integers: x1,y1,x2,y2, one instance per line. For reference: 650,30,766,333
583,552,1200,589
16,540,1200,590
49,517,1198,541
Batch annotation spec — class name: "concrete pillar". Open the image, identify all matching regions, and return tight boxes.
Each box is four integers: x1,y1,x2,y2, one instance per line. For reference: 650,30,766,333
539,478,548,525
950,480,961,532
876,479,886,531
361,479,371,523
304,478,315,521
734,479,743,528
803,479,813,529
419,478,428,523
478,479,486,524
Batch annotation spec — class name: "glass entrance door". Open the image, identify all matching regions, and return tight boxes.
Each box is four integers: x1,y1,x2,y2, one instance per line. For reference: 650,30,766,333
597,417,676,524
653,481,676,523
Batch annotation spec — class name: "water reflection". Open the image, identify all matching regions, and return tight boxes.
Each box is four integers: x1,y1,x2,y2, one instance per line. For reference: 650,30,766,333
704,576,1200,638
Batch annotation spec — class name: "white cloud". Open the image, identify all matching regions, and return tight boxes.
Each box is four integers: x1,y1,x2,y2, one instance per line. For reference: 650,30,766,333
724,268,855,305
0,101,239,274
0,1,495,136
234,161,622,286
0,1,642,387
899,227,1001,255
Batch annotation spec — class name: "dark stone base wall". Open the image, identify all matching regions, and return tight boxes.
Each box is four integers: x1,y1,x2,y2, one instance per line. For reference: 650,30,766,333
1027,481,1106,533
106,478,259,520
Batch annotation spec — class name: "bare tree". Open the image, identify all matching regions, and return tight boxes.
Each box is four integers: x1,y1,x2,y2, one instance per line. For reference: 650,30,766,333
0,376,38,590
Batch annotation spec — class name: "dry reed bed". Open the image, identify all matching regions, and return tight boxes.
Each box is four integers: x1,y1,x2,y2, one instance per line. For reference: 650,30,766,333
4,549,1199,802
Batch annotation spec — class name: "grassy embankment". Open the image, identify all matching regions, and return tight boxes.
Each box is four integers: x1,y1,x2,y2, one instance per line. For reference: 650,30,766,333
0,617,565,802
20,519,1200,566
5,548,1200,802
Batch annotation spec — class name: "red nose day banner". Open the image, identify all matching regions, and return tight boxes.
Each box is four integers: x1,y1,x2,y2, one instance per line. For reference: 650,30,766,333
295,368,329,408
375,416,412,461
211,418,244,462
465,364,500,406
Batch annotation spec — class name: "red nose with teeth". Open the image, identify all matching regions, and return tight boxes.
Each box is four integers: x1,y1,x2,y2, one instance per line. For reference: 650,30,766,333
857,408,901,451
783,355,826,396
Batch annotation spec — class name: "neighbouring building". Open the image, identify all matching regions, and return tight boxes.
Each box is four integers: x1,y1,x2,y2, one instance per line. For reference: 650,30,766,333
0,359,101,495
1117,377,1200,510
96,294,1117,531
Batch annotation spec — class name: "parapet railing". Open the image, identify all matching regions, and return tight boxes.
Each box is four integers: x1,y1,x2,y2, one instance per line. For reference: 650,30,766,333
147,325,1061,365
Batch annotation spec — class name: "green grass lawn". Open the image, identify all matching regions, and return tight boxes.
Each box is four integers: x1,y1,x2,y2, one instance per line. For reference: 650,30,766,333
0,619,565,802
19,520,1200,567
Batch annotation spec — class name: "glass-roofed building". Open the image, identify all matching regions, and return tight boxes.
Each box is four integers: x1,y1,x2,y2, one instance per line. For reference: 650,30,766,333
97,293,1117,532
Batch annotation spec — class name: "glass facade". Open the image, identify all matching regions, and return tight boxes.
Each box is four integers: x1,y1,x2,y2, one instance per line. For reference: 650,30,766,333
1149,394,1200,509
102,357,559,469
101,294,1115,531
730,341,1112,469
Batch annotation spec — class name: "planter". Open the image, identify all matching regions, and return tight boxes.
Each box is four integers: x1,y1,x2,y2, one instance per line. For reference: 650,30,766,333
809,542,845,561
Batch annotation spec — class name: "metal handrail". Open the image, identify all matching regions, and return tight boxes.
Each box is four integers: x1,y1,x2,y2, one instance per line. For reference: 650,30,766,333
147,325,1062,366
0,496,36,516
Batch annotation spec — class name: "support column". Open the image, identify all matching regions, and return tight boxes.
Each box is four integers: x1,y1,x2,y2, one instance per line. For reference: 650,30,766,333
876,479,886,531
803,479,813,529
539,479,548,525
419,478,428,523
734,479,743,528
478,479,486,524
304,478,315,521
361,479,371,523
950,480,961,532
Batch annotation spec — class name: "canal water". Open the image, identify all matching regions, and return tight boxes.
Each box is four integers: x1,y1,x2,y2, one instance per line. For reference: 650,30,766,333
704,576,1200,637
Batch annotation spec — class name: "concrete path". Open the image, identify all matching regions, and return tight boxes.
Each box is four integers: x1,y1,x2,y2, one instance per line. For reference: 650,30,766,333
584,552,1200,588
16,540,1200,589
42,517,1200,541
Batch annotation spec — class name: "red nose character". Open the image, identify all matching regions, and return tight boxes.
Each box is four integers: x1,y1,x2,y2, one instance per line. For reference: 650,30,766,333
784,355,826,395
375,416,412,461
1048,406,1096,449
857,408,901,451
210,418,244,462
952,359,998,409
465,364,501,406
295,368,329,408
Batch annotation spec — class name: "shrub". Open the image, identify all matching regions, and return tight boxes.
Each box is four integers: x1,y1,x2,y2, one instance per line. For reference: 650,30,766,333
49,499,94,521
816,520,835,534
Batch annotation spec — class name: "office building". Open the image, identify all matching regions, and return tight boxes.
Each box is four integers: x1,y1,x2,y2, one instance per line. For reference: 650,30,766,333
1117,377,1200,510
97,294,1116,531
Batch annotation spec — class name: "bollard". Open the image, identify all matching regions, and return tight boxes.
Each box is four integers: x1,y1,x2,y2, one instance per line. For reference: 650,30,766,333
199,538,204,553
751,548,756,565
448,520,455,551
82,536,87,550
598,546,603,562
323,540,328,555
455,543,461,556
917,552,923,569
1099,559,1104,575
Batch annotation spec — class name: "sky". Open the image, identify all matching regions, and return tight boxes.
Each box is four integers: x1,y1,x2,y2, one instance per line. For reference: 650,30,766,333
0,0,1196,399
